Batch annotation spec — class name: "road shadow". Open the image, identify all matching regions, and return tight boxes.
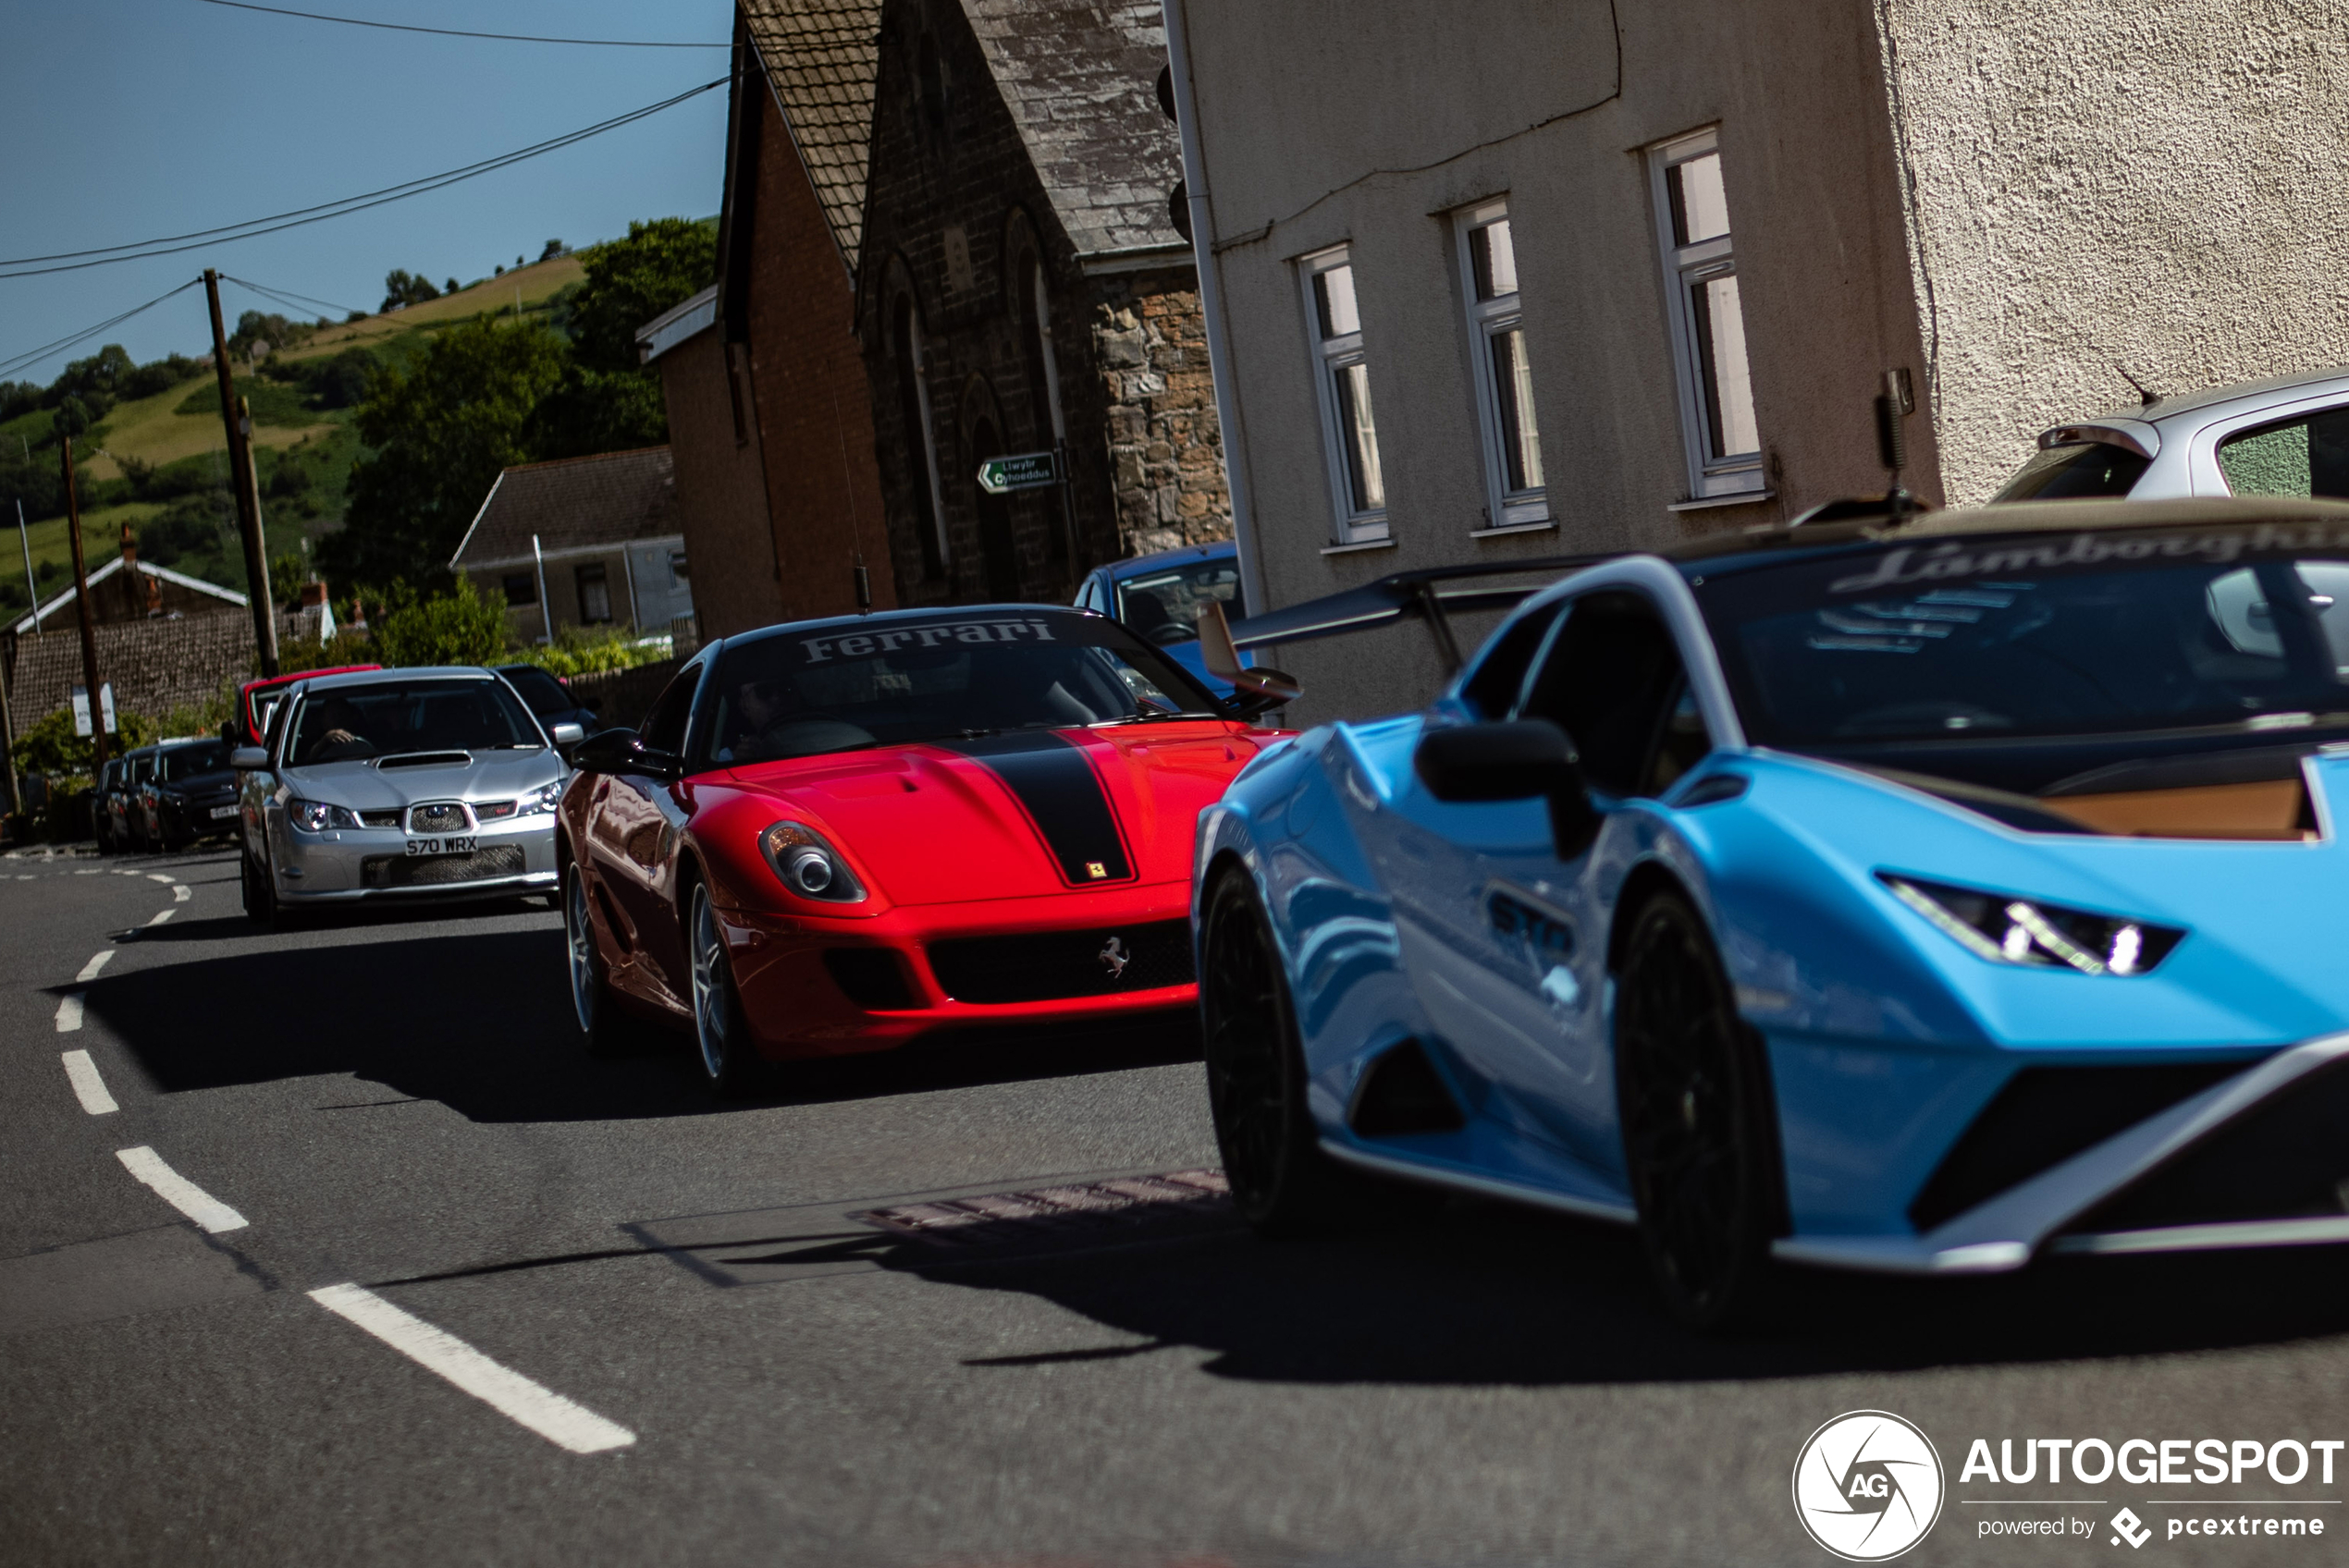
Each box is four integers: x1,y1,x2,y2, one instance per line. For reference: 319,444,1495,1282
79,928,1202,1124
910,1195,2349,1385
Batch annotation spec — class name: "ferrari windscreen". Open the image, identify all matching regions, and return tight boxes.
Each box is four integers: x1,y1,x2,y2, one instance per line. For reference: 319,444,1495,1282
289,680,544,765
704,612,1223,766
1699,522,2349,745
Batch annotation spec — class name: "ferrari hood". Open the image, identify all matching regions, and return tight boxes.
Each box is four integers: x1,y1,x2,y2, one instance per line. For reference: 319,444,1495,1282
731,724,1263,906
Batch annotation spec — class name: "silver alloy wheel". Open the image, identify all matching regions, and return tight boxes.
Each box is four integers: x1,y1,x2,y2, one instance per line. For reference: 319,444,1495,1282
690,884,729,1082
564,865,597,1035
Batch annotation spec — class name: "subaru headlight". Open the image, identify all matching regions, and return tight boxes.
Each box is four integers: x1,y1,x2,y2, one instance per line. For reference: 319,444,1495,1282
518,780,566,816
759,820,866,902
287,797,362,833
1879,875,2184,976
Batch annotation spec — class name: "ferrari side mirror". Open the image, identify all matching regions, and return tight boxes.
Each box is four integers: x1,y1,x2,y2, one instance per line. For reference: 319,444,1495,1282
230,747,269,771
573,727,683,781
1414,719,1600,859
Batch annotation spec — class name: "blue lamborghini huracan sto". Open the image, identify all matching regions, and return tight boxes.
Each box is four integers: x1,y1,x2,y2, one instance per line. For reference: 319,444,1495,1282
1194,496,2349,1325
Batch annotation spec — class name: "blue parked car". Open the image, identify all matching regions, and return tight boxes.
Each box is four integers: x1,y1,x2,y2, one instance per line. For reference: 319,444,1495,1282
1195,496,2349,1326
1076,541,1250,695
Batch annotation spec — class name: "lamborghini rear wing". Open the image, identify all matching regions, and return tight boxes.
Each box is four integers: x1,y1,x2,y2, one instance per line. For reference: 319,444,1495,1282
1220,553,1617,674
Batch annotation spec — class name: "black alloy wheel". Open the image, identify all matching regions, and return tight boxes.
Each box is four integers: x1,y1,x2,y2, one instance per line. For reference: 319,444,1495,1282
688,881,768,1098
565,863,637,1060
1614,889,1781,1329
1199,869,1373,1233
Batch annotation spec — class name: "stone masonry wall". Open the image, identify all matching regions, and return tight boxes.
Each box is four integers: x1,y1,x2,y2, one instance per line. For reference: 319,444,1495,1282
1092,270,1230,557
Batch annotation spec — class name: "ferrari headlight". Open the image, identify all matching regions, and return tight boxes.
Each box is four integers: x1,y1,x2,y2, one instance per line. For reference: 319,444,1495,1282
287,797,362,833
1879,874,2184,976
760,820,866,903
518,781,566,816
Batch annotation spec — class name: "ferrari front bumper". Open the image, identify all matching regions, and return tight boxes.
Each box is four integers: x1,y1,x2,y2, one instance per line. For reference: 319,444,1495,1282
1775,1031,2349,1273
713,880,1199,1060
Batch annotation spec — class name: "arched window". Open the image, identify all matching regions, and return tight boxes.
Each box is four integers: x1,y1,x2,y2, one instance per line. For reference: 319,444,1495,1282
893,294,948,581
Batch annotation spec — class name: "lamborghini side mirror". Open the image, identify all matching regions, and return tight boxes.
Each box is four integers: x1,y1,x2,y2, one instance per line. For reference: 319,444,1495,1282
1414,719,1600,859
1198,599,1301,719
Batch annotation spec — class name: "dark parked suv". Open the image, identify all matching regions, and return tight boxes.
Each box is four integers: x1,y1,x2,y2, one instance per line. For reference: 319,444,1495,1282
140,737,240,851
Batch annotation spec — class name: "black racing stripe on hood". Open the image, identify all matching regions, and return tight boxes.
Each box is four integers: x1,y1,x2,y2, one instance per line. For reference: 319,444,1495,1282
941,730,1132,884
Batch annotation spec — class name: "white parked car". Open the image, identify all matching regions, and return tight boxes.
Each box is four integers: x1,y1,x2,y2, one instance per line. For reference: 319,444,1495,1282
233,667,578,924
1997,364,2349,503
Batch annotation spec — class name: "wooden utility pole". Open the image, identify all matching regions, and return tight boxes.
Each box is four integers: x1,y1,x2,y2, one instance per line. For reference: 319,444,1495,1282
204,269,278,679
61,435,107,775
0,629,20,822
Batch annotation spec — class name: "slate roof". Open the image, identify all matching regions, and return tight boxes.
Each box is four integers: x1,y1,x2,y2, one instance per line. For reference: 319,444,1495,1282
960,0,1186,259
740,0,884,272
448,447,681,570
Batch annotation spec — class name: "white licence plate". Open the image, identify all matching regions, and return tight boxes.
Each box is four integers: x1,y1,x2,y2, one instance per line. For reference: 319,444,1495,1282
209,805,239,820
405,836,476,857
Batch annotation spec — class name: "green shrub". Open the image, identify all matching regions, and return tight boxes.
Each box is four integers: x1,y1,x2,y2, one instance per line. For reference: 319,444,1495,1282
371,576,511,668
508,621,670,678
10,704,166,776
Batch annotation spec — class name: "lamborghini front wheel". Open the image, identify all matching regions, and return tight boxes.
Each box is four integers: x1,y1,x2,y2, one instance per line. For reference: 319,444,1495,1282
1615,888,1782,1330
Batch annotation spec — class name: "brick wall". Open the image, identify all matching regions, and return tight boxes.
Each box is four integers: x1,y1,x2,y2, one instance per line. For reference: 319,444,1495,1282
740,84,898,624
655,330,785,639
6,610,258,729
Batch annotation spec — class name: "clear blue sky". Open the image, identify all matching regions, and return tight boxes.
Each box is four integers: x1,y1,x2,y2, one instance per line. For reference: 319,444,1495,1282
0,0,735,379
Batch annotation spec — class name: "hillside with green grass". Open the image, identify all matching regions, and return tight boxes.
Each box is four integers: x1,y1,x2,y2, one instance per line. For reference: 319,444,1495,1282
1,227,706,624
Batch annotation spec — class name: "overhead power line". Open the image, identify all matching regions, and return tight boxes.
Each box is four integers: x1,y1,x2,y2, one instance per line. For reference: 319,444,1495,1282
0,278,207,382
223,275,369,320
199,0,730,47
0,78,727,279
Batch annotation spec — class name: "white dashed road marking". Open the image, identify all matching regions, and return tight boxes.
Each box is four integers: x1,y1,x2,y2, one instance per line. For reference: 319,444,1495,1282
116,1147,249,1233
147,908,175,926
307,1284,636,1454
55,994,83,1033
146,874,172,884
75,950,114,983
60,1051,118,1115
173,884,190,902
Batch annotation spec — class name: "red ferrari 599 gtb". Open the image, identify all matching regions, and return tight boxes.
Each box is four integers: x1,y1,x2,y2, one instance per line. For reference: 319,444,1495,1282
559,604,1290,1095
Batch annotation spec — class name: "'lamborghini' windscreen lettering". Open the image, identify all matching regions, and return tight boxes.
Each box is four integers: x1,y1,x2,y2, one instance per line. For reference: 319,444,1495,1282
1700,527,2349,745
703,611,1223,767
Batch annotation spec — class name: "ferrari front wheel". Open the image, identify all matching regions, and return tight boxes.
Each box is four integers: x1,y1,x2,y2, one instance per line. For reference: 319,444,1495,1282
1199,869,1371,1234
688,881,767,1098
1615,889,1781,1330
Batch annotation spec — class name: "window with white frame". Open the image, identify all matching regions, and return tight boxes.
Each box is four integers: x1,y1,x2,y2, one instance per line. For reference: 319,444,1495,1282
1299,246,1389,544
1454,202,1546,529
1649,130,1763,498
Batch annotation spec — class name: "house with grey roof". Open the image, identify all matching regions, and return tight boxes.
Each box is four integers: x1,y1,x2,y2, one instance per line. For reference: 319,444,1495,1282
448,447,692,642
851,0,1231,605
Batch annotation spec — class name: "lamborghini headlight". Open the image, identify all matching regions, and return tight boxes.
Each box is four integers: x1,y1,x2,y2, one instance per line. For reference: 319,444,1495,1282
286,797,362,833
759,820,866,903
1879,875,2184,976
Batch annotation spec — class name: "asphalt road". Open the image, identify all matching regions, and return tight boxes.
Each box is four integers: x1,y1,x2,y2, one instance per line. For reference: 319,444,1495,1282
6,843,2349,1566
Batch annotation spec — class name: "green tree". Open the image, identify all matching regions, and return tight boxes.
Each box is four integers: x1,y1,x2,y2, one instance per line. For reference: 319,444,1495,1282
563,218,716,374
372,576,510,668
324,316,567,588
381,269,442,311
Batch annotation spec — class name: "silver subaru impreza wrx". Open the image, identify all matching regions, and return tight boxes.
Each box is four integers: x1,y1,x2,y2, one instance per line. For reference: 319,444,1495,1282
233,667,579,922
